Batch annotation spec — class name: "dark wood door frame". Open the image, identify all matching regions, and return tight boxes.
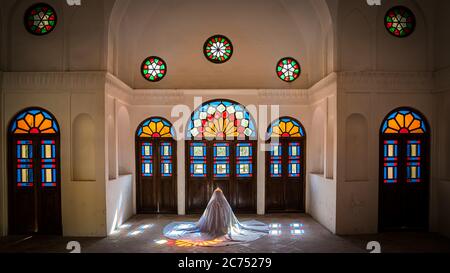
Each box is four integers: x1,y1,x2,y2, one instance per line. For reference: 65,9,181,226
265,138,306,213
135,138,178,214
185,140,257,214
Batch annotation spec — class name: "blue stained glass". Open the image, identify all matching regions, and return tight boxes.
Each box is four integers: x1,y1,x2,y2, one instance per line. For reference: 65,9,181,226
16,140,34,187
288,143,301,177
383,140,398,183
160,142,173,177
190,142,207,177
236,143,253,178
141,142,153,177
40,140,57,187
213,143,230,178
270,143,282,177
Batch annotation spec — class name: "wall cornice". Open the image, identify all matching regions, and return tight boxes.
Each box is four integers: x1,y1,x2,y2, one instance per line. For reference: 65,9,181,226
338,71,434,92
2,72,107,92
435,67,450,93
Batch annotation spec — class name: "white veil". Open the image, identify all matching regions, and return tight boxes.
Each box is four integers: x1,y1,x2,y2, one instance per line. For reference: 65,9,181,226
163,188,268,246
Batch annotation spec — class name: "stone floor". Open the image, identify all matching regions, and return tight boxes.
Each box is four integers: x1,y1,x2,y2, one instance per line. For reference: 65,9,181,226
1,214,449,253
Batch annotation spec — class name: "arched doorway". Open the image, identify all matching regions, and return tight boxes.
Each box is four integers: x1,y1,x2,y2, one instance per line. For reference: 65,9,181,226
8,108,62,235
135,117,177,213
186,99,257,213
266,117,306,212
379,107,430,231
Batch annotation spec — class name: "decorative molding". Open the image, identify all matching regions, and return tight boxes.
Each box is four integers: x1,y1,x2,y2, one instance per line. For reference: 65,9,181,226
435,67,450,93
309,72,337,103
2,72,107,92
338,71,434,92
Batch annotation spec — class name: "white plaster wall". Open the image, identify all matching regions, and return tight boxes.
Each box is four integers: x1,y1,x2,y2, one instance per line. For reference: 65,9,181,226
0,72,107,237
336,75,436,234
106,174,133,235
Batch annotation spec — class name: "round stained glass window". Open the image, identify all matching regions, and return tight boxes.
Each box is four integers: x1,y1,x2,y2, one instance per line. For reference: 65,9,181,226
141,56,167,82
276,57,301,82
385,6,416,38
24,3,57,36
203,35,233,64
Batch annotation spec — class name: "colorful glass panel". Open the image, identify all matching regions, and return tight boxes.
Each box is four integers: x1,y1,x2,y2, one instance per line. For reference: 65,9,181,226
288,142,301,178
11,109,59,134
190,143,207,177
236,143,253,178
160,142,173,177
40,140,57,187
141,56,167,82
213,143,230,178
383,140,399,183
385,6,416,38
276,57,301,82
188,100,256,140
16,140,34,187
406,140,422,183
381,109,426,134
137,118,175,138
269,117,304,138
24,3,57,35
203,35,233,64
270,143,282,178
141,142,153,177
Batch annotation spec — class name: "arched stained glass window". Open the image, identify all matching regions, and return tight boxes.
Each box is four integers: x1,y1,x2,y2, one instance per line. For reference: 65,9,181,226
137,117,175,138
276,57,301,82
10,108,59,134
203,35,233,64
141,56,167,82
268,117,305,138
24,3,57,36
187,99,256,140
266,116,306,212
381,109,426,134
384,6,416,38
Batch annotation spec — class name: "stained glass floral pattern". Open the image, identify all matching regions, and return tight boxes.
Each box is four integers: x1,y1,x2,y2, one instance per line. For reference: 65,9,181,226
141,56,167,82
24,3,57,35
385,6,416,38
203,35,233,64
137,118,175,138
381,109,426,134
188,100,256,140
10,109,59,134
276,57,301,82
269,117,304,138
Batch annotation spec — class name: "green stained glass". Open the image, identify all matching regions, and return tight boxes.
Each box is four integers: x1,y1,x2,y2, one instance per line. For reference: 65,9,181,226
203,35,233,64
141,56,167,82
276,57,301,82
24,3,57,36
384,6,416,38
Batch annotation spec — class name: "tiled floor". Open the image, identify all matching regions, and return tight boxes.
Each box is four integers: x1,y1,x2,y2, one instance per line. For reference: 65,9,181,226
0,214,449,253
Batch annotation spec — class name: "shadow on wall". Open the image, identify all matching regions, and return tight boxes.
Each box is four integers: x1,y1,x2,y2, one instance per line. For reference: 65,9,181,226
72,113,96,181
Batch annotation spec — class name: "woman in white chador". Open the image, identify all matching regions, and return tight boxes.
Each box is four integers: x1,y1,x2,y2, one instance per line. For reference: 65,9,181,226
163,188,269,246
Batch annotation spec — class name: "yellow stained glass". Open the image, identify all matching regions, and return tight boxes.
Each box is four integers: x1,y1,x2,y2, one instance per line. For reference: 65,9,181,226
45,169,52,182
12,109,58,135
21,145,28,159
138,118,174,138
382,110,426,134
270,117,304,138
22,169,28,182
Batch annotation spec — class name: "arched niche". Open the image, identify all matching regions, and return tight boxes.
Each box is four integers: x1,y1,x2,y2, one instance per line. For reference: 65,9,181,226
72,113,96,181
117,106,132,175
345,113,368,182
311,107,325,174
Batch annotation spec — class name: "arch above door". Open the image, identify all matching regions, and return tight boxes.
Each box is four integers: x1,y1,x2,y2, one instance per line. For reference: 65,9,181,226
379,107,430,231
185,99,257,213
8,107,62,235
266,117,307,213
135,117,177,214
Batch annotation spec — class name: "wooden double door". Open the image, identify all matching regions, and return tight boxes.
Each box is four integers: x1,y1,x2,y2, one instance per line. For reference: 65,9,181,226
266,139,305,212
136,139,177,213
8,136,62,235
379,135,429,231
186,140,257,214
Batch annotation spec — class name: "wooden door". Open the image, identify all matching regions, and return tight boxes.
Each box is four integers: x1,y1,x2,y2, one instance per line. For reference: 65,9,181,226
136,139,177,214
9,136,62,235
186,141,256,214
266,139,305,213
379,135,429,230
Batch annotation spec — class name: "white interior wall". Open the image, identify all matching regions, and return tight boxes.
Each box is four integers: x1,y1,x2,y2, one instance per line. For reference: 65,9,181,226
0,72,108,236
